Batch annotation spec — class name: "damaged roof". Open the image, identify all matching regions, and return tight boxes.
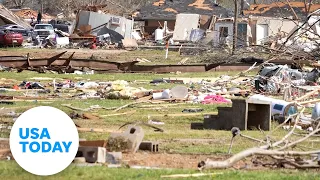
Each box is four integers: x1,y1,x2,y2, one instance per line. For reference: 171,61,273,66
11,8,54,20
243,2,320,19
134,0,231,20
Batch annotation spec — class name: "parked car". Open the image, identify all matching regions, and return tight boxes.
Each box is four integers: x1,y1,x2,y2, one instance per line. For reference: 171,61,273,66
0,30,23,46
0,24,31,37
32,24,55,40
48,19,71,33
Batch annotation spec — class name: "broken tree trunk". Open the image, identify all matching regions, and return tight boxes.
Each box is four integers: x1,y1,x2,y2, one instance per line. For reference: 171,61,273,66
200,109,320,170
201,148,320,169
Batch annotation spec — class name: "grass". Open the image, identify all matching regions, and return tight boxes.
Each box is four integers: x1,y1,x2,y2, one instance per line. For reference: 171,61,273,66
0,70,318,179
0,70,246,81
0,48,186,64
0,161,319,180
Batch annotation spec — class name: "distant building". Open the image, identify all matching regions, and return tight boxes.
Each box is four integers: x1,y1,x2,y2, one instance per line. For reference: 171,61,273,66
243,2,320,45
10,8,54,24
133,0,231,34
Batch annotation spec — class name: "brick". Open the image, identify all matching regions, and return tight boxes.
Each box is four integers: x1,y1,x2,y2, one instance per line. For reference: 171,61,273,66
190,122,204,130
76,146,106,163
79,140,106,147
139,141,159,152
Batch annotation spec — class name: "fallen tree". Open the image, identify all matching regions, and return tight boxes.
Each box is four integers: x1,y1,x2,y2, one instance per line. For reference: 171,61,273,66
199,107,320,169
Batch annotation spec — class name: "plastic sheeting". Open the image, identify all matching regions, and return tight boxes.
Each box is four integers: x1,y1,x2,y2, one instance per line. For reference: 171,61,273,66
190,29,205,42
312,103,320,120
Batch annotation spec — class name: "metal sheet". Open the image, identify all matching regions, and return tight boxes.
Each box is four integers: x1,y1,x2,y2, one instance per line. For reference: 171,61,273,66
173,14,200,41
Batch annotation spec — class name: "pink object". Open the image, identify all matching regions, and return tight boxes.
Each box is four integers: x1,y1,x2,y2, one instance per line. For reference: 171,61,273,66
202,95,230,104
25,82,31,89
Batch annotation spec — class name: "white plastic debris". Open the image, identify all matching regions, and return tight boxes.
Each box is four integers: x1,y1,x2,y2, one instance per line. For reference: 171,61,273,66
312,103,320,120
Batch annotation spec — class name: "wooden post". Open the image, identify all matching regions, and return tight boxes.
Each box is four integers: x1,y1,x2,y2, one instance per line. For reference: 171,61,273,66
40,0,43,14
240,0,244,15
232,0,238,55
165,41,169,59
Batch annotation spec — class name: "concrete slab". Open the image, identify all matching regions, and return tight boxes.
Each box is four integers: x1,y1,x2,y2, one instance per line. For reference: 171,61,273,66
77,146,106,163
109,125,144,153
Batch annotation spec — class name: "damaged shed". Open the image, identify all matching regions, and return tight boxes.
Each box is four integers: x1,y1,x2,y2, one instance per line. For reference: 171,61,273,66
133,0,231,35
77,11,133,43
213,18,252,47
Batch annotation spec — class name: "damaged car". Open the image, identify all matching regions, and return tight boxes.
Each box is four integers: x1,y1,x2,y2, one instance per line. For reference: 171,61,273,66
255,63,320,93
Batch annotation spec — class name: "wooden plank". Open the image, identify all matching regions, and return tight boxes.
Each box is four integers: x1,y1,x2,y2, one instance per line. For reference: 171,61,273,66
149,112,218,117
296,88,320,101
77,128,120,133
100,110,136,117
161,173,223,178
79,140,106,147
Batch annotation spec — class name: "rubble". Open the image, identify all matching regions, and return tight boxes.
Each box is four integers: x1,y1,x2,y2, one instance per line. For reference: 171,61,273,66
108,125,144,153
1,1,320,177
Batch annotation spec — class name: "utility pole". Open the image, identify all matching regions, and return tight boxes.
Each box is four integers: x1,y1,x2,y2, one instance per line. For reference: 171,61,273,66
67,0,70,19
240,0,244,15
232,0,238,55
40,0,43,14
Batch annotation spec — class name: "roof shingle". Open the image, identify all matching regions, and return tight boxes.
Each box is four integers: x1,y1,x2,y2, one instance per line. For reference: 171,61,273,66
134,0,231,20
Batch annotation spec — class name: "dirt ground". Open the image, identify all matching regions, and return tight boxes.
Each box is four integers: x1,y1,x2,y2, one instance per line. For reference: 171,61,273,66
123,152,248,170
0,139,250,170
0,49,128,60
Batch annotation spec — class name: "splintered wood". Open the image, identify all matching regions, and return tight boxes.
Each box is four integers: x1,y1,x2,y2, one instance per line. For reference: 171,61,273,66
199,108,320,169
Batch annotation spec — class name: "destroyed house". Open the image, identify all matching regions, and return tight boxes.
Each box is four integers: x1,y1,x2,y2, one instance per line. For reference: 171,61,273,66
243,2,320,45
11,8,54,24
76,11,133,43
133,0,231,34
0,4,31,29
243,2,320,20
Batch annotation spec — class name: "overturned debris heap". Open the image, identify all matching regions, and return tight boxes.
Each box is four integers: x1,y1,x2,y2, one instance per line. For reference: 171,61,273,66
0,52,225,73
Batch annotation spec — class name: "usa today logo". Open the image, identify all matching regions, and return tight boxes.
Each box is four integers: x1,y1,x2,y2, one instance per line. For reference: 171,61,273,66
10,106,79,176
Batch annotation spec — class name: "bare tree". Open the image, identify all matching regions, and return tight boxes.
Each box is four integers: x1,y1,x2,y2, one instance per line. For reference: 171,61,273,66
3,0,31,8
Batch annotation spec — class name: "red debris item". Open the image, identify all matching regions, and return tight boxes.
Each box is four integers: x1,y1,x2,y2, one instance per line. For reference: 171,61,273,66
90,43,97,49
202,95,230,104
13,85,19,90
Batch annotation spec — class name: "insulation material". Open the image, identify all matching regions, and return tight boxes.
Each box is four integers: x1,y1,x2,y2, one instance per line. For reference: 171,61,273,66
153,0,166,6
173,14,200,41
164,8,178,13
188,0,213,10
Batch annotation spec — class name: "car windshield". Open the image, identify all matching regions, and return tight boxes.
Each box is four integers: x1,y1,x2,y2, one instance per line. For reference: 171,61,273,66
35,25,53,30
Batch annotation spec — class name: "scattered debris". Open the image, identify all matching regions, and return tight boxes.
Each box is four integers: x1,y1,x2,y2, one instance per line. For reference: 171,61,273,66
161,173,223,178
